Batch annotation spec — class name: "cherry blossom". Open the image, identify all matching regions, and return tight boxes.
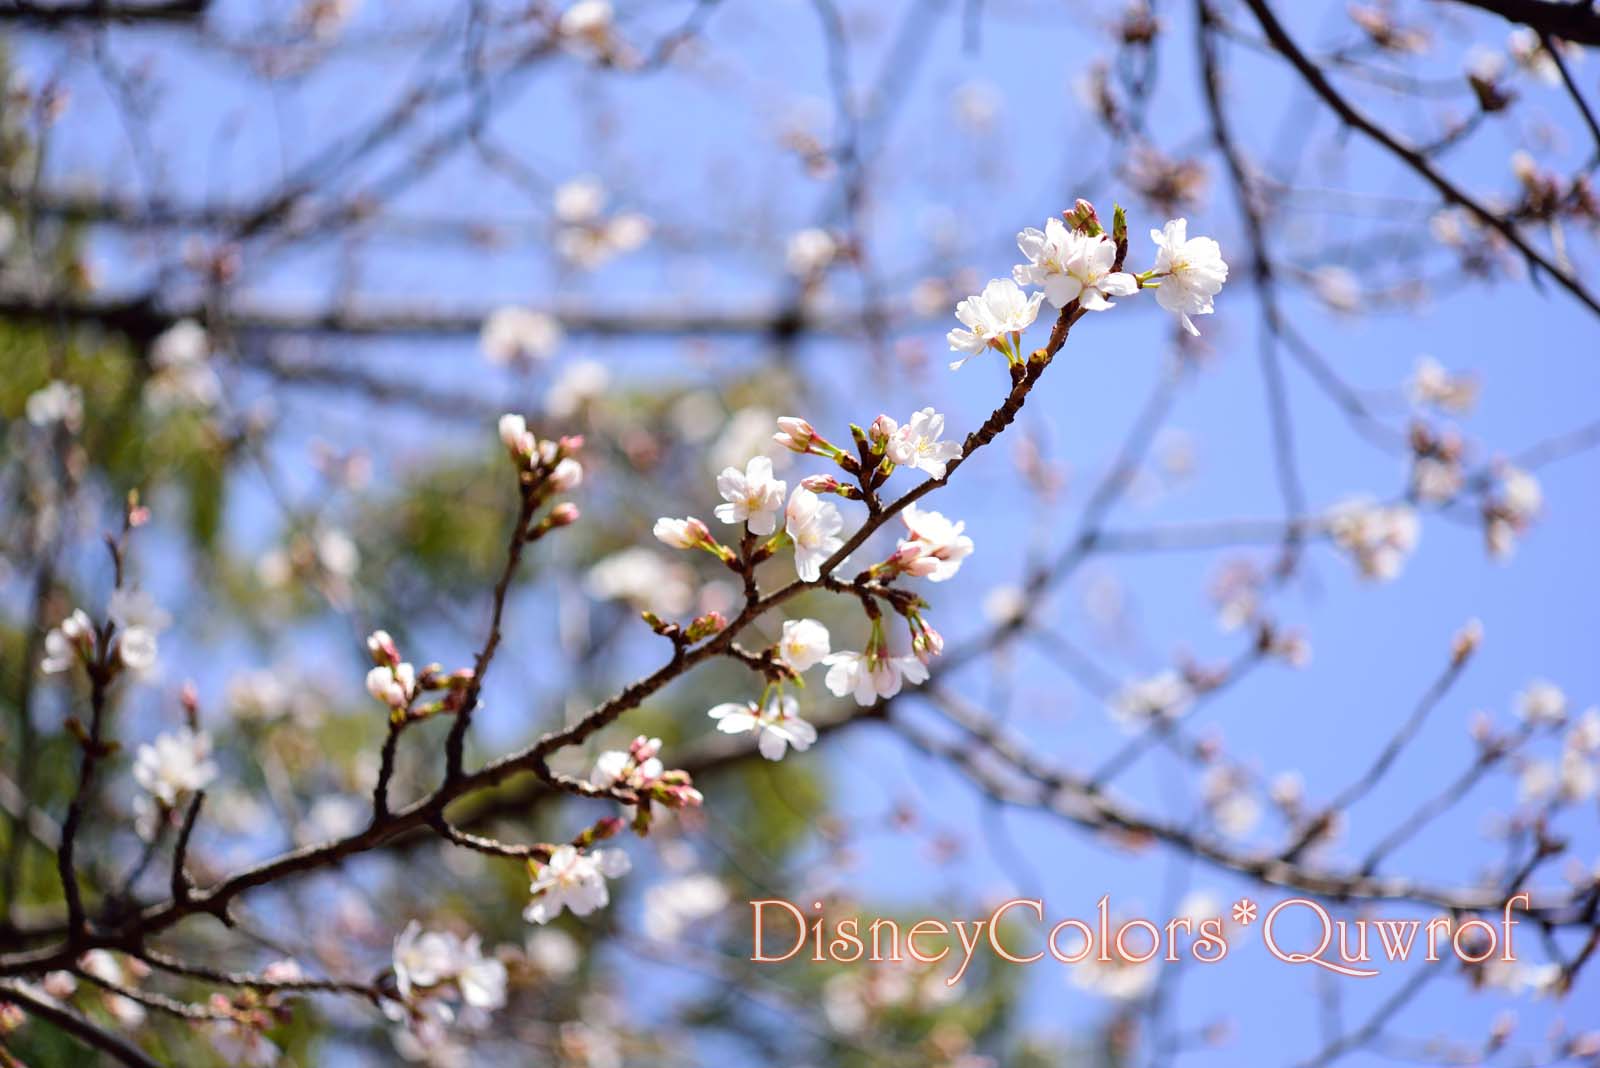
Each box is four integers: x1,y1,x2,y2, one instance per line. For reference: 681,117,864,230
40,608,93,674
784,487,845,582
1327,498,1420,581
776,618,831,672
887,408,962,479
109,588,171,675
643,873,729,940
897,505,974,582
822,647,930,706
481,306,562,366
785,228,838,276
947,278,1045,369
707,694,818,760
1148,218,1228,335
714,455,787,535
1012,218,1137,311
1516,680,1568,725
524,844,631,924
1112,671,1193,726
25,380,83,431
133,726,219,807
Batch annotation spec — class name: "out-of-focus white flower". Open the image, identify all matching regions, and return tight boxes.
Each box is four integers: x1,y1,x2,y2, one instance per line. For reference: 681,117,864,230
785,487,845,582
947,278,1045,368
296,795,364,846
1112,671,1193,726
643,873,729,940
887,408,962,479
952,79,1002,132
109,589,171,634
316,528,360,577
714,456,787,536
711,407,789,473
983,586,1026,625
392,921,507,1011
146,319,221,412
1203,766,1261,837
821,648,929,707
25,380,83,431
559,1,613,46
524,929,580,978
1012,218,1137,311
133,727,218,807
1499,466,1541,521
1148,218,1228,335
1409,356,1478,413
785,228,838,277
1311,265,1361,313
1326,497,1419,581
897,505,973,582
524,845,631,924
1412,457,1463,503
1516,680,1568,726
776,618,830,672
585,548,692,615
481,307,562,366
555,176,606,224
708,694,817,760
545,360,610,420
41,608,92,674
1070,947,1159,1001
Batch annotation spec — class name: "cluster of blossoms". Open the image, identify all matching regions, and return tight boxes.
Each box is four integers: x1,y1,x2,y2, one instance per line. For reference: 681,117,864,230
551,175,651,269
947,203,1228,369
40,587,170,679
524,841,633,925
364,630,476,723
589,734,705,830
1512,681,1600,806
649,400,981,763
387,921,509,1060
1326,497,1421,581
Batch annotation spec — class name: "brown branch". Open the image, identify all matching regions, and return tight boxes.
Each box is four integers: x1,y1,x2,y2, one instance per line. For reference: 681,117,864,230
0,981,163,1068
1438,0,1600,46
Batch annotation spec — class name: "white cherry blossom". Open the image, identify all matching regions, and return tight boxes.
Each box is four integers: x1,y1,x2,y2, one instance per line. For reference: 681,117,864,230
821,649,930,706
1148,218,1228,335
776,618,830,672
707,694,817,760
897,505,974,582
40,608,92,674
133,727,218,807
481,306,562,366
714,455,787,535
1013,218,1137,311
524,845,631,924
784,487,845,582
887,408,962,479
947,278,1044,369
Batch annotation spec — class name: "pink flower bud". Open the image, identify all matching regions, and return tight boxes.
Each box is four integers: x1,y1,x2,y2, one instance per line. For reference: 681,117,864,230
801,474,840,493
774,416,817,453
548,502,581,527
869,414,897,447
366,629,399,666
